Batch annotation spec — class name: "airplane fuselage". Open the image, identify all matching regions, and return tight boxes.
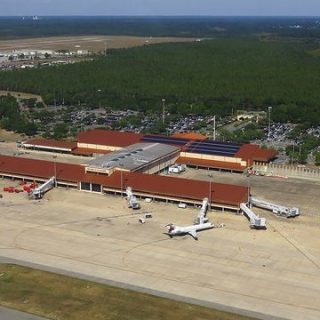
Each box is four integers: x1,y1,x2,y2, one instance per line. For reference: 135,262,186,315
166,222,214,239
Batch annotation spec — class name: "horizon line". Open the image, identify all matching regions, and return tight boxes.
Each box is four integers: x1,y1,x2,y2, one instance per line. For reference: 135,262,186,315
0,15,320,18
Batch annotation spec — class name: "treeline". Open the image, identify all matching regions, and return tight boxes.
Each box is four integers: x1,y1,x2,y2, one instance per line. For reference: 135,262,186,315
1,38,320,125
0,96,37,135
286,135,320,164
1,16,320,39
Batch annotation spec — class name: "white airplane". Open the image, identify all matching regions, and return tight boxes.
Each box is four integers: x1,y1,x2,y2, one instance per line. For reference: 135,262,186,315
165,222,214,240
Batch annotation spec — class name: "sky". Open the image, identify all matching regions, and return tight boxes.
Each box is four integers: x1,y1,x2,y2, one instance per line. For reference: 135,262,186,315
1,0,320,16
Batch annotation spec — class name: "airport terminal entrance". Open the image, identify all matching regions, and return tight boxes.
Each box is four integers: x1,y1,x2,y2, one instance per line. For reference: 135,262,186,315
80,182,102,193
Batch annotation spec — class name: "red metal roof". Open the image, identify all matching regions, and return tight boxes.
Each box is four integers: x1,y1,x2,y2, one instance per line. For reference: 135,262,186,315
0,155,248,207
23,139,76,151
176,157,246,171
104,171,248,207
0,154,84,183
236,144,278,166
77,129,144,148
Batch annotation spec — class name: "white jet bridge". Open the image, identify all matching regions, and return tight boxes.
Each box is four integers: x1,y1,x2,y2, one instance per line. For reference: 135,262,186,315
240,203,267,229
250,197,300,218
195,198,209,224
126,187,140,210
30,176,55,200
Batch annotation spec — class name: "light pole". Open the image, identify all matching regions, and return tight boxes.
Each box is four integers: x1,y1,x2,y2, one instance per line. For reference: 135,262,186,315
268,106,272,140
247,176,250,204
53,156,57,187
120,170,123,197
208,179,212,211
97,89,102,109
292,143,295,164
119,163,123,197
213,115,216,141
162,98,166,125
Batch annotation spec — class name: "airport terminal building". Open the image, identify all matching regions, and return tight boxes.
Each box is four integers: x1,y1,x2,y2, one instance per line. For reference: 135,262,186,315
0,129,278,211
22,129,277,172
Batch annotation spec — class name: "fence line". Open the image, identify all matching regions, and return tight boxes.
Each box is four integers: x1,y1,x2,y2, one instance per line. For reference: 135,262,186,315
253,162,320,179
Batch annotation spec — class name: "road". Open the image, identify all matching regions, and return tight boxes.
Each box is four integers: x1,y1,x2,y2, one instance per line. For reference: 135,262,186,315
0,306,47,320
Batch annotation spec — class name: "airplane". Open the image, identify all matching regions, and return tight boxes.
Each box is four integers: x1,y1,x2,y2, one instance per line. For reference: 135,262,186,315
165,222,214,240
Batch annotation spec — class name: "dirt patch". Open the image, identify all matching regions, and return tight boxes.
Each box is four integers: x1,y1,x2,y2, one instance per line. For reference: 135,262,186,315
0,90,44,103
0,129,25,143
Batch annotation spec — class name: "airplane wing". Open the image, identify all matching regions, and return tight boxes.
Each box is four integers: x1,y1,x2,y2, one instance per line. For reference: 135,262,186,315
163,232,173,238
188,230,198,240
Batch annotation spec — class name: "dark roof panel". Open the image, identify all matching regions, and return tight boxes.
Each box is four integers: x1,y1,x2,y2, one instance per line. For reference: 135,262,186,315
142,135,189,146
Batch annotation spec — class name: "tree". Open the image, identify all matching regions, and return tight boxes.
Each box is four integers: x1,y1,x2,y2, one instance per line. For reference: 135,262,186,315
286,145,296,163
0,95,39,136
22,98,37,108
21,122,38,136
96,117,105,125
297,151,308,164
52,123,69,140
315,152,320,166
1,38,320,127
35,101,45,108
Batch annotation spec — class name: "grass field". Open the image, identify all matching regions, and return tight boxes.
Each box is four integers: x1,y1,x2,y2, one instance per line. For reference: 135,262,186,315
0,264,254,320
0,35,195,53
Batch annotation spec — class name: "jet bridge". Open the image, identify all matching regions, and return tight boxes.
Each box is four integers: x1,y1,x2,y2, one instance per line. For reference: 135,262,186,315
250,197,300,218
30,176,55,200
126,187,140,210
240,203,267,229
195,198,209,224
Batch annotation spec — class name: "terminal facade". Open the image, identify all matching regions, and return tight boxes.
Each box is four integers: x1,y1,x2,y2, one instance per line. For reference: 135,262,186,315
1,129,278,211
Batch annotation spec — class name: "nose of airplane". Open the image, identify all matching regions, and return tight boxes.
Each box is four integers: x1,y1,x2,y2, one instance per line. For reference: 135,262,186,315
166,224,175,232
